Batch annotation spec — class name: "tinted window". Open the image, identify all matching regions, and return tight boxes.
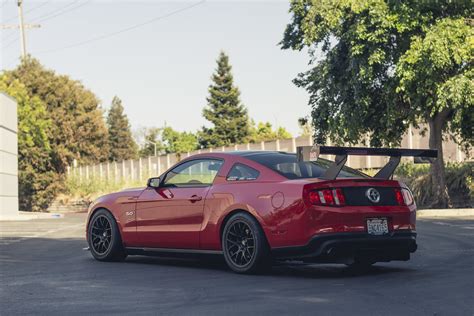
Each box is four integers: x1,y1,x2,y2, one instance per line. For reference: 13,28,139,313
227,164,260,181
245,153,367,179
163,159,223,187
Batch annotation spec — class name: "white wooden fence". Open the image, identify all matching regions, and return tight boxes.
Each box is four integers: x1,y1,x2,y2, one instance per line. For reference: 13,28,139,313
68,126,470,184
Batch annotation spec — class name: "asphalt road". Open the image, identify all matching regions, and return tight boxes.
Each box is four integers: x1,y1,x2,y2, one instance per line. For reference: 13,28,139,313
1,213,473,316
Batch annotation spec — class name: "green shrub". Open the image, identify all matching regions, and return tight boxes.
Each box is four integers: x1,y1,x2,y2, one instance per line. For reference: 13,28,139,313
395,162,473,209
1,74,59,212
64,175,145,204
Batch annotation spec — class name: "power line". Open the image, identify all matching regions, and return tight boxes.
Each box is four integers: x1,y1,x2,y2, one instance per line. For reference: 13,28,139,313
3,0,51,23
2,0,89,50
2,35,20,49
35,0,206,55
0,0,33,57
30,0,85,23
2,1,47,44
3,0,71,41
25,0,50,14
1,0,15,38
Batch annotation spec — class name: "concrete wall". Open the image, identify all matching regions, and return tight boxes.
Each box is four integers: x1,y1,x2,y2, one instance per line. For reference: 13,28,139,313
0,93,19,218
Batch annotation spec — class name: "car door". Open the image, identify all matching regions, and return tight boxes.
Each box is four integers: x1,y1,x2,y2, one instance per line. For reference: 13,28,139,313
135,158,224,249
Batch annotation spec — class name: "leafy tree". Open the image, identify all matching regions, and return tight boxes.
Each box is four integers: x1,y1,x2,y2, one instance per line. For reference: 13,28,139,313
248,121,275,142
200,51,250,147
138,127,165,157
247,120,292,142
0,75,59,211
162,127,198,154
107,96,138,161
281,1,473,207
276,126,293,139
5,57,109,173
138,126,197,158
298,117,313,137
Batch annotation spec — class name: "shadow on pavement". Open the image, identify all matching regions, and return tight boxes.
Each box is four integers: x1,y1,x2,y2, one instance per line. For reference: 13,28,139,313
123,252,415,279
0,236,414,280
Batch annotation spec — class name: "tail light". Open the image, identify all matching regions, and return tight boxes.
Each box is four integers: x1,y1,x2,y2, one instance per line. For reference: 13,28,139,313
394,188,414,206
308,188,346,206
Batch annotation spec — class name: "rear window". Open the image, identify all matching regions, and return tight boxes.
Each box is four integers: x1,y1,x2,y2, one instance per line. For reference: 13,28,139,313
245,153,368,179
227,163,260,181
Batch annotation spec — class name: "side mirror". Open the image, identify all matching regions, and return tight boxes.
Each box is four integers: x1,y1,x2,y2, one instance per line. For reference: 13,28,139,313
147,177,161,188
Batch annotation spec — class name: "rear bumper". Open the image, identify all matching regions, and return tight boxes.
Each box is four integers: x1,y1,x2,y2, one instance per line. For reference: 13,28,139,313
271,230,417,263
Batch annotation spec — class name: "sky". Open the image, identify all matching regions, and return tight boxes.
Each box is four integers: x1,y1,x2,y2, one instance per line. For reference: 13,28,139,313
1,0,312,136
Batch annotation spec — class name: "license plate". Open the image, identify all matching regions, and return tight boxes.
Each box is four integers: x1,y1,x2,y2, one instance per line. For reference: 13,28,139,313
367,218,389,235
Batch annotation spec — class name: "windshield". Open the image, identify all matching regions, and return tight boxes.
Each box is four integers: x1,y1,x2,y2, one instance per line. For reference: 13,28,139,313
245,152,368,179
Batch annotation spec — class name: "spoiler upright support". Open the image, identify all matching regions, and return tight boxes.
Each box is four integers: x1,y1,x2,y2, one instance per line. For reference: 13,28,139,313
296,145,438,180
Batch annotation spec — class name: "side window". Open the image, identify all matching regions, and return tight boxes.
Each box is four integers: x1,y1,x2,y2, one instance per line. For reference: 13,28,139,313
226,163,260,181
163,159,223,187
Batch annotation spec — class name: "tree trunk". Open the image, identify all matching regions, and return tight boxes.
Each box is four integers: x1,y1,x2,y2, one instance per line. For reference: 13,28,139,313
428,113,451,208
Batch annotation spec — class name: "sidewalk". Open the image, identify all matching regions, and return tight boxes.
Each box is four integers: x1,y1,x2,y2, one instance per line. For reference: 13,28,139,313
417,208,474,218
0,211,63,221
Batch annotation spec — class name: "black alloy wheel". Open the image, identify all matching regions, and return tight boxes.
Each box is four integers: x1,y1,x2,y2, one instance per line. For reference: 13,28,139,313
226,221,256,267
88,209,127,262
222,212,270,274
90,215,112,255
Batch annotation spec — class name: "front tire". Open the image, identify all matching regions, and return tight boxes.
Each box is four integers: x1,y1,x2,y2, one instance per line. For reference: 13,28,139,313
222,212,270,274
88,209,127,262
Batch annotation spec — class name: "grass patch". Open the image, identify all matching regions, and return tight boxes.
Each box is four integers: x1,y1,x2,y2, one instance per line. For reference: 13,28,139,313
62,174,145,204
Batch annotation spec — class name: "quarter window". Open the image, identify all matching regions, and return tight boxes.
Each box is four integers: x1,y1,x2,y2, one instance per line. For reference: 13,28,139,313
227,163,260,181
163,159,223,187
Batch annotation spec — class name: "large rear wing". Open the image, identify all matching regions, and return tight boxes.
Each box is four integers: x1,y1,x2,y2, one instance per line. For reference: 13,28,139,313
296,145,438,180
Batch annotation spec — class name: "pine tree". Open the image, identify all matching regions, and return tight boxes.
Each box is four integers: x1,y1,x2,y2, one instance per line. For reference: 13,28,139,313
107,96,138,161
200,51,249,147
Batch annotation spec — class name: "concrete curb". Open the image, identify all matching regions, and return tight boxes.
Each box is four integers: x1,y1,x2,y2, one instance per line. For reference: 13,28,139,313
417,208,474,218
0,212,64,221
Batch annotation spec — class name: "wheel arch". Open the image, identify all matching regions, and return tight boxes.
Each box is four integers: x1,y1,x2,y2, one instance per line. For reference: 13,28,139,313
87,206,111,227
219,209,269,247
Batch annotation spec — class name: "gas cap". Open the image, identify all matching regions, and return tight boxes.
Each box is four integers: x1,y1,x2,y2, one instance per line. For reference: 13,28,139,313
271,192,285,209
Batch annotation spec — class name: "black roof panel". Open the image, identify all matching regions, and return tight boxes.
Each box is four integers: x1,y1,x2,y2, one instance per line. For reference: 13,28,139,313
227,151,293,157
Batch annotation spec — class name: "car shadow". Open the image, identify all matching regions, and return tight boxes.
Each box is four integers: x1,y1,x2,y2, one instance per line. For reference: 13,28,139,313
123,254,416,279
1,232,414,281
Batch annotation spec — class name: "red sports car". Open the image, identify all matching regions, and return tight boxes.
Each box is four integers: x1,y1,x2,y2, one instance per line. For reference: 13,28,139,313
86,146,437,273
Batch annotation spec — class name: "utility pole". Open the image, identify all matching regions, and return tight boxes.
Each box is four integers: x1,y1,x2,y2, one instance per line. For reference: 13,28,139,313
17,0,26,57
145,140,158,157
0,0,41,57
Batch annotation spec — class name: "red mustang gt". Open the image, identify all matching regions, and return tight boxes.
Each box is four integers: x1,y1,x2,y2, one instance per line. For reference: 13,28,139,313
86,146,437,273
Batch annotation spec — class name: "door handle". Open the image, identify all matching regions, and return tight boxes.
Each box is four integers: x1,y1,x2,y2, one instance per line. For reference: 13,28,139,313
189,195,202,202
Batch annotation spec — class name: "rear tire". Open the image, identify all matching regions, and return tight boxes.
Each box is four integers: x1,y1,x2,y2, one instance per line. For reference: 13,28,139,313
88,209,127,262
222,212,270,274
